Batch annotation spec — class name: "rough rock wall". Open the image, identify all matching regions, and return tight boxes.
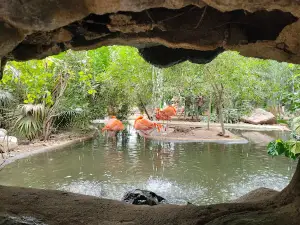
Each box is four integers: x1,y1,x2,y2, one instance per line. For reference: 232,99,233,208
1,0,300,75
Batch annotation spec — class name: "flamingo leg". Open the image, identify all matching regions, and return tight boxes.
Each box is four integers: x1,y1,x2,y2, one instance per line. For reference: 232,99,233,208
141,130,151,136
148,128,156,135
163,120,166,132
142,130,149,135
166,120,169,132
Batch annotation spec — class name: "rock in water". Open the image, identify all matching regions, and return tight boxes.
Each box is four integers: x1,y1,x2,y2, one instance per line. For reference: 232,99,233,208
241,132,274,146
241,108,276,125
122,189,167,206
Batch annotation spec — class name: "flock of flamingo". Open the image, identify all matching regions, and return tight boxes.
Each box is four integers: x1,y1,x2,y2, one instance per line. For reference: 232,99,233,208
101,106,177,137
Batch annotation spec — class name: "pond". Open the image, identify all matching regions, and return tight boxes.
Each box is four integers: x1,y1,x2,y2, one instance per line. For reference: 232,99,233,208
0,127,297,205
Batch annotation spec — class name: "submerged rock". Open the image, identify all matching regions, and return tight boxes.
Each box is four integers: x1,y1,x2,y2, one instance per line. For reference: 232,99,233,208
121,189,167,206
241,108,276,125
241,132,274,146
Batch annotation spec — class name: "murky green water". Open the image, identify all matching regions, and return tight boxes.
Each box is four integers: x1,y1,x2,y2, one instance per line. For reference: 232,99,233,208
0,127,297,205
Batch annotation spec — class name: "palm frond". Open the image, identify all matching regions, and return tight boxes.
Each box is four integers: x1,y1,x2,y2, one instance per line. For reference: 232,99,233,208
0,90,14,107
53,108,84,129
14,104,45,140
15,116,42,140
18,104,46,121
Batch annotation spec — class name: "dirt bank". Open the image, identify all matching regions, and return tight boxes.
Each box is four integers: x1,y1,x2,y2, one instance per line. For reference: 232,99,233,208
0,131,94,169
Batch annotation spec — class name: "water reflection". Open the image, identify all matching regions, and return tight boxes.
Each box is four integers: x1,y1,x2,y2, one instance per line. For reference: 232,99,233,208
0,126,297,205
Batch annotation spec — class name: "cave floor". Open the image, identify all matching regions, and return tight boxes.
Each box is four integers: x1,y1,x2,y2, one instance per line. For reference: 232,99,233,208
0,185,299,225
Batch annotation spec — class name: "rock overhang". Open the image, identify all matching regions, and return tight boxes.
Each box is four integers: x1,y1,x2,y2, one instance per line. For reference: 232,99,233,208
1,0,300,78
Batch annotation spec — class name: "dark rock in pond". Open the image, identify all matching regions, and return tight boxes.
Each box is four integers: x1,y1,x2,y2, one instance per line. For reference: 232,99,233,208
122,189,167,206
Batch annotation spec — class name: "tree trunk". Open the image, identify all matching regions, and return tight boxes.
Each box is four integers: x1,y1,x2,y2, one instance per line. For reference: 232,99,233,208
276,159,300,204
218,102,226,135
139,98,151,120
207,93,212,130
43,117,53,141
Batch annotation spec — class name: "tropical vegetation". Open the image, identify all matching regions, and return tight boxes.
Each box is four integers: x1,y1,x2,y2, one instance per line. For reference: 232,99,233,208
0,46,299,141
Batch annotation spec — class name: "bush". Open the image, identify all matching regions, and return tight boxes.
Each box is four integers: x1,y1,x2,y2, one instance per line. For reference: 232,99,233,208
238,100,254,115
276,118,289,125
202,112,218,123
223,108,240,124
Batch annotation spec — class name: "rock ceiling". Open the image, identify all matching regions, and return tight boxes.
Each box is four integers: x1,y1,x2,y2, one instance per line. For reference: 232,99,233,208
1,0,300,78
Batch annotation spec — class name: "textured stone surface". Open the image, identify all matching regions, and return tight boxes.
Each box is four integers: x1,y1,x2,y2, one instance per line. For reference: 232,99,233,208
203,0,300,16
122,189,167,205
1,0,300,71
0,128,7,137
1,184,300,225
241,108,276,125
0,214,46,225
232,187,278,203
0,135,18,152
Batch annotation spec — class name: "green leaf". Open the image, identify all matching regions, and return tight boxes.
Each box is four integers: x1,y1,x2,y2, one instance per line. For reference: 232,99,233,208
289,140,300,155
267,139,286,156
87,89,96,95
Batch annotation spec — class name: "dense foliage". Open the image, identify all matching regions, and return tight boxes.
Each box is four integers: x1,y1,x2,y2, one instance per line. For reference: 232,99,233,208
1,46,300,140
267,117,300,159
